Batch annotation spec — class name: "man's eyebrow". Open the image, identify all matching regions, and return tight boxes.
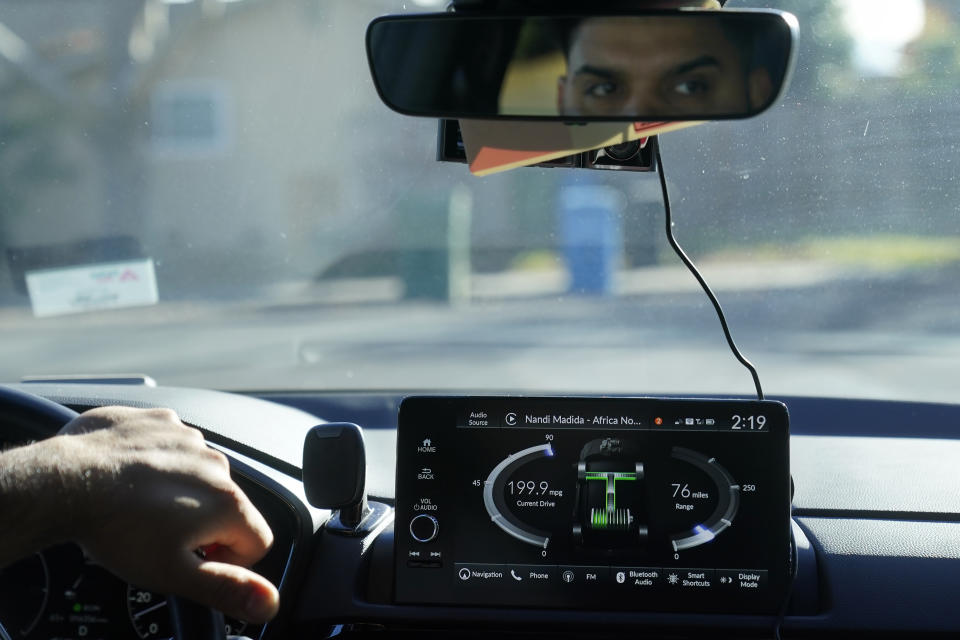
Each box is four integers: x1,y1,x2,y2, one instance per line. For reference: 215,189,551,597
574,55,721,80
572,64,618,79
669,55,721,76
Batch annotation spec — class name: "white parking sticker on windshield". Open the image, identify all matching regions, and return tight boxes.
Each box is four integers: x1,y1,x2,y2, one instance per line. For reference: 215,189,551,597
25,259,159,318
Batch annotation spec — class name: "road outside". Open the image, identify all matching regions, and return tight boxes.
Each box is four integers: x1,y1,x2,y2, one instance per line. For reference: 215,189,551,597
2,259,958,404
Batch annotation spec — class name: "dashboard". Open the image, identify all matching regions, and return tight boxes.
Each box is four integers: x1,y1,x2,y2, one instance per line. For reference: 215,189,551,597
3,383,960,638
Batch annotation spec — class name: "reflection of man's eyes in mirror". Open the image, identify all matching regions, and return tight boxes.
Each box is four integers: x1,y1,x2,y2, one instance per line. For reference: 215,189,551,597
660,57,722,105
570,58,724,115
672,78,711,96
574,74,625,114
665,72,718,102
585,81,618,98
573,66,619,92
555,17,762,118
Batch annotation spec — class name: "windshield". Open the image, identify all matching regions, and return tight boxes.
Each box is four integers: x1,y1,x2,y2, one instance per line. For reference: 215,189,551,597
0,0,957,401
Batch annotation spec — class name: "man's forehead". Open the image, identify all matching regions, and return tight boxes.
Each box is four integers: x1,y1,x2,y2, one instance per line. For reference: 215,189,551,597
567,0,724,57
570,17,729,66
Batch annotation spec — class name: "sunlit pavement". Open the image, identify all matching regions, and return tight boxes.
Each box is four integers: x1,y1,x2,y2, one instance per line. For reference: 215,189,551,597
2,260,959,404
0,259,872,319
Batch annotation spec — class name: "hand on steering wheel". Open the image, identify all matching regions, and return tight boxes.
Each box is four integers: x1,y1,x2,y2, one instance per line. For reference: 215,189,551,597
0,386,279,640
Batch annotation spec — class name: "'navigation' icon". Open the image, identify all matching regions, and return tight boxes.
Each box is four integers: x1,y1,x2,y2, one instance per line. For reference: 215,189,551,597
458,568,471,581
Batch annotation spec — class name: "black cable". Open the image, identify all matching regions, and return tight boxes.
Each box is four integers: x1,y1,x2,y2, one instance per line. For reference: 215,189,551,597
773,531,799,640
653,137,764,400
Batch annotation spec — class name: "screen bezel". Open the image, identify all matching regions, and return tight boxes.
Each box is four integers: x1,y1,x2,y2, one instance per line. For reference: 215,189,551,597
394,396,791,614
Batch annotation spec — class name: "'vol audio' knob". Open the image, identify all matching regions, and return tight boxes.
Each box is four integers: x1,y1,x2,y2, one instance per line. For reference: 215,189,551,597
409,514,439,543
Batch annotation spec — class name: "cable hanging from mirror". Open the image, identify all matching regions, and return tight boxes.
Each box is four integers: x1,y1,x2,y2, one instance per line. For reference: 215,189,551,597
653,137,764,401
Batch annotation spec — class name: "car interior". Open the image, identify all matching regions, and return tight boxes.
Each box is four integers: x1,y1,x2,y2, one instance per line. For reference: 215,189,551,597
2,0,959,638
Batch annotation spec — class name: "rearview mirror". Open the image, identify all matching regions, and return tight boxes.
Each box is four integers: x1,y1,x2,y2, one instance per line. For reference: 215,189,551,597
367,10,797,122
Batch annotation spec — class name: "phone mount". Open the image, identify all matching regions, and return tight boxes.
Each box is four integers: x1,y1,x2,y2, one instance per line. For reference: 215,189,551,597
302,423,391,535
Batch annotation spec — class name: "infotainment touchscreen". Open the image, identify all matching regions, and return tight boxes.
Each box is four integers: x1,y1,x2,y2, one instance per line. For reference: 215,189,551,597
395,397,791,613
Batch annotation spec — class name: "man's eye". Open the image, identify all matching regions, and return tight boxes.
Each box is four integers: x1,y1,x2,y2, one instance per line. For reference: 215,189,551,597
673,79,710,96
586,82,617,97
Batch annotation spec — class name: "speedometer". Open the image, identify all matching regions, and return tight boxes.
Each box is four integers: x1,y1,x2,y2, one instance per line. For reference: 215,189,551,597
126,586,250,639
31,544,119,640
0,544,255,640
125,586,168,639
0,552,49,638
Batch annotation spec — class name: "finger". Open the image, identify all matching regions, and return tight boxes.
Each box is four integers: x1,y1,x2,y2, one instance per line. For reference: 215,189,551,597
140,407,183,426
201,544,255,567
175,558,280,623
59,406,131,435
207,489,275,567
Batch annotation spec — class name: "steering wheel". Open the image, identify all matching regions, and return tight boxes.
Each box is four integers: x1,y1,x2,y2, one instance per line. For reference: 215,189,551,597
0,385,227,640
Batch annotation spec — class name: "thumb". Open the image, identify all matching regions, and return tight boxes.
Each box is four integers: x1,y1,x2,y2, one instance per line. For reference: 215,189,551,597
174,559,280,624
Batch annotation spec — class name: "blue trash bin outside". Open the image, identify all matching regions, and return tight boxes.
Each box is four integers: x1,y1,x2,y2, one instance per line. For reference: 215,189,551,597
559,184,623,295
